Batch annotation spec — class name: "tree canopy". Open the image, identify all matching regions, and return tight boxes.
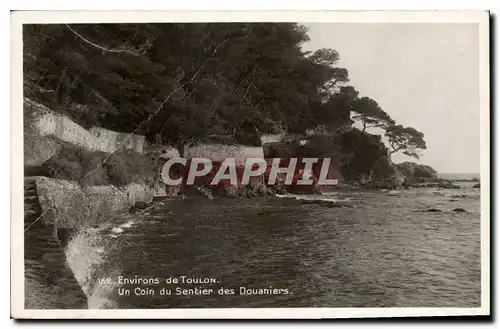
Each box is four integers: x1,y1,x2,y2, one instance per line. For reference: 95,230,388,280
351,97,395,133
386,125,427,159
24,23,427,159
25,23,353,147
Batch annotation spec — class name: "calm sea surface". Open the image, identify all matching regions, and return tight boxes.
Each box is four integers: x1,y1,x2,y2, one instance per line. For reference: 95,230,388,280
66,182,481,308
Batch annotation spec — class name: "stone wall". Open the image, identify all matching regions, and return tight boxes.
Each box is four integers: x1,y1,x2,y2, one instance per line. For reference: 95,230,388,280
154,143,266,196
184,143,264,165
260,133,286,145
24,177,155,309
89,127,145,154
24,135,63,168
25,98,145,157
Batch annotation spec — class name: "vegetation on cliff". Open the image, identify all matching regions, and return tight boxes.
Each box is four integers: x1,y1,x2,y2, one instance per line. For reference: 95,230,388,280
25,142,157,188
24,23,430,187
24,24,426,154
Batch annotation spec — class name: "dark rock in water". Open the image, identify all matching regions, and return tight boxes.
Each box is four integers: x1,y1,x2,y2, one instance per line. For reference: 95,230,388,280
406,179,460,189
300,199,344,208
452,208,467,213
301,199,328,206
257,210,273,216
427,208,443,212
451,194,468,198
183,186,214,199
473,183,480,188
439,182,461,189
55,228,77,249
327,203,344,208
135,201,149,209
129,201,150,214
287,184,320,195
340,204,354,208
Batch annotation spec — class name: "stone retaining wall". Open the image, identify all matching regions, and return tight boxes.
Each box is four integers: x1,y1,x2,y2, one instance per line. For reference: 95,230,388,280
24,177,155,309
24,99,146,167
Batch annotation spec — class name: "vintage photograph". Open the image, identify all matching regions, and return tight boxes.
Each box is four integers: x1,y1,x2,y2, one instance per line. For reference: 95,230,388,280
12,11,489,318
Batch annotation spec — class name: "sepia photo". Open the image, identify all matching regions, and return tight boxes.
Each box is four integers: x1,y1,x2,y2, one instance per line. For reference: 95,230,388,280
10,10,490,319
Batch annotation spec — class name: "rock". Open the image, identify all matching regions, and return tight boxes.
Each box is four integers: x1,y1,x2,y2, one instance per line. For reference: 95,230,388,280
396,162,438,182
299,199,346,208
268,183,287,195
427,208,443,212
410,180,460,189
134,201,149,209
301,199,327,206
437,182,461,189
473,183,480,188
181,186,213,199
245,182,269,198
327,203,344,208
129,201,150,214
452,208,466,213
287,183,319,195
211,184,239,198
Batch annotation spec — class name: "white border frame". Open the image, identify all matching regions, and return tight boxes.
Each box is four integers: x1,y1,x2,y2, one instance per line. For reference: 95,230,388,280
10,10,490,319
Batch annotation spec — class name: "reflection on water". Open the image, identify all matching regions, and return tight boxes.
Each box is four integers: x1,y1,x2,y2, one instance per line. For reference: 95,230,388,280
66,184,481,308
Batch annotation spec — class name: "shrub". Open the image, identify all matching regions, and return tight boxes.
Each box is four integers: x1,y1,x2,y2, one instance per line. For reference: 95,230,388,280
104,150,156,187
77,148,109,187
33,144,156,188
38,145,109,187
43,145,83,182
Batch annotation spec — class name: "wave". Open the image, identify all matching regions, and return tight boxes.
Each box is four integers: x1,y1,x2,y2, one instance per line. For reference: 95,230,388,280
65,219,137,309
111,227,124,234
120,220,134,228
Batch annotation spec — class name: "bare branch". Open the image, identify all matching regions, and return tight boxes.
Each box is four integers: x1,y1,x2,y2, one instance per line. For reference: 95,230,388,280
65,24,142,56
242,80,253,99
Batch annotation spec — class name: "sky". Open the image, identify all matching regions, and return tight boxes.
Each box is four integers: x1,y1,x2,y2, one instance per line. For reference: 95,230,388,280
302,23,480,174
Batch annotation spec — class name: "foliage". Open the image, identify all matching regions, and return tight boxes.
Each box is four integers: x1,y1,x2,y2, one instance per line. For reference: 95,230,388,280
314,86,357,130
33,145,156,187
39,145,108,186
23,23,429,178
293,128,390,182
385,124,427,159
351,97,395,133
24,23,353,149
105,150,157,187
